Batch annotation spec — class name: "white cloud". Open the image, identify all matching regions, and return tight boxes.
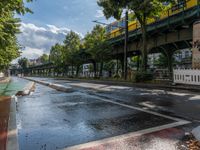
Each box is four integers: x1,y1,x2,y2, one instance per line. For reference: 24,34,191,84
21,47,44,59
20,23,46,32
16,22,83,61
46,24,70,35
95,10,104,18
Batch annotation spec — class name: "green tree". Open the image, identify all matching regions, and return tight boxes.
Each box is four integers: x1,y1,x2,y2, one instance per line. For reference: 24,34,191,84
84,25,112,77
0,0,32,71
40,54,49,64
97,0,174,71
50,43,65,75
63,31,82,77
50,43,64,65
18,57,29,69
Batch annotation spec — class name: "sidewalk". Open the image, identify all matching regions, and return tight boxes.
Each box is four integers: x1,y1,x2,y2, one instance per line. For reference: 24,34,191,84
0,77,35,150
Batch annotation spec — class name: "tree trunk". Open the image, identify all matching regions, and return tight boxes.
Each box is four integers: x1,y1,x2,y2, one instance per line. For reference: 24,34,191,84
76,65,80,77
62,71,64,77
93,61,97,78
99,61,103,77
166,51,174,80
141,24,148,72
168,56,172,76
53,69,55,77
65,66,68,77
71,63,74,77
162,50,174,80
116,58,119,75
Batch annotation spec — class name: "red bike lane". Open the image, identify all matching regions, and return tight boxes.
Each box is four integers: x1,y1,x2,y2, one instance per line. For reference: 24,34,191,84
0,96,11,150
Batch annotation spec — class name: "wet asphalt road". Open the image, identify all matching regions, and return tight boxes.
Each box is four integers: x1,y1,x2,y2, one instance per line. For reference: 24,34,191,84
44,78,200,121
16,77,200,150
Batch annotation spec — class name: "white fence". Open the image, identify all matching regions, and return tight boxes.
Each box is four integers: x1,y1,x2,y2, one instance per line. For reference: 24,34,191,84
173,69,200,85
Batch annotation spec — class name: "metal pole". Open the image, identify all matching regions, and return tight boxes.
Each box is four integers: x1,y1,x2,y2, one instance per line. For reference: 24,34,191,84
124,10,128,80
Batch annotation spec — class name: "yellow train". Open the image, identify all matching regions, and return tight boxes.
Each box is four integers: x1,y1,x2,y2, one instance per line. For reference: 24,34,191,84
106,0,199,39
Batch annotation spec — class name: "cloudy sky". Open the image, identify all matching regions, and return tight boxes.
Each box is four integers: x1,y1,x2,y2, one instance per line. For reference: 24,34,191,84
16,0,114,61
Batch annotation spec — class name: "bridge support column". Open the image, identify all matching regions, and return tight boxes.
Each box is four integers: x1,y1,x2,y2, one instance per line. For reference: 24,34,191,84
39,69,41,76
43,69,45,76
192,20,200,69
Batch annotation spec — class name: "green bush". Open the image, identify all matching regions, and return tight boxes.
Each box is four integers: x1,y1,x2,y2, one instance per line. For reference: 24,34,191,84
134,72,154,82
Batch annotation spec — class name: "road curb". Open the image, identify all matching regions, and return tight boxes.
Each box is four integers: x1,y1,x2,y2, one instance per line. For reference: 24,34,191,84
16,81,35,96
6,96,19,150
24,77,74,93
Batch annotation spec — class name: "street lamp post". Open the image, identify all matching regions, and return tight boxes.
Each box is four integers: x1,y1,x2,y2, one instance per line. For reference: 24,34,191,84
93,10,129,80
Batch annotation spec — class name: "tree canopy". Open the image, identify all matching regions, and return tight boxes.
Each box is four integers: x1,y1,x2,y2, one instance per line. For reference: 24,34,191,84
49,26,112,77
50,43,64,66
84,25,111,62
18,57,29,69
0,0,32,71
63,31,82,66
40,54,49,64
84,25,112,76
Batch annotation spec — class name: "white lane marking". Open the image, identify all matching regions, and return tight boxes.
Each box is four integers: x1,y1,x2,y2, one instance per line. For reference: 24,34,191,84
87,93,189,123
63,121,189,150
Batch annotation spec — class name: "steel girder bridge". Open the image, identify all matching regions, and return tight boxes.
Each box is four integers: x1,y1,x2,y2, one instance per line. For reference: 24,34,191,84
108,0,200,59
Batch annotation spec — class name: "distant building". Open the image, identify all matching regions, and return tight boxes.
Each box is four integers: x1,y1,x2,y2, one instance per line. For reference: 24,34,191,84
148,53,161,69
29,58,42,66
174,49,192,69
147,49,192,70
82,64,93,77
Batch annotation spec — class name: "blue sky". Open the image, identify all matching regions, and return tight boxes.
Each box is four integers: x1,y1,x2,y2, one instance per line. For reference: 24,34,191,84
16,0,114,60
22,0,111,35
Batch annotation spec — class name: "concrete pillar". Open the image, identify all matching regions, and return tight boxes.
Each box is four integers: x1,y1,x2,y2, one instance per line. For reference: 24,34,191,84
192,20,200,69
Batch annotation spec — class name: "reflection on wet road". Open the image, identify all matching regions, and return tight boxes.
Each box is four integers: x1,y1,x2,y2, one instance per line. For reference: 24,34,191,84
17,78,177,150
